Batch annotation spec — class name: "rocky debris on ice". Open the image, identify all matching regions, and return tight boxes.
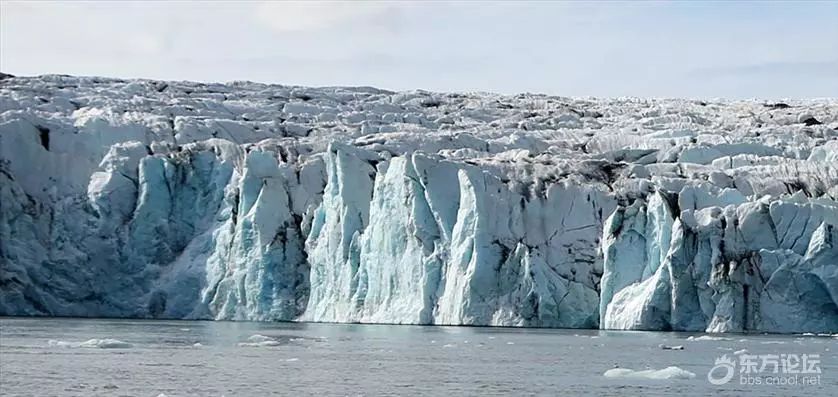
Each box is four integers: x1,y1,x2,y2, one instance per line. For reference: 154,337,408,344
1,75,837,333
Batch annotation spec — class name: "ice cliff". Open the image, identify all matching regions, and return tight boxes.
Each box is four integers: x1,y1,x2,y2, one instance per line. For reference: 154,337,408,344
1,75,837,333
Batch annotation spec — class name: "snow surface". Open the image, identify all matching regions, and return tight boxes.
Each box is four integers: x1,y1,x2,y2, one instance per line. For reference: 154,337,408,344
1,75,837,332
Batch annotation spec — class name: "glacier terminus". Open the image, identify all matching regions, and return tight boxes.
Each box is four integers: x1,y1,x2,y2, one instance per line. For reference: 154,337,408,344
1,75,837,333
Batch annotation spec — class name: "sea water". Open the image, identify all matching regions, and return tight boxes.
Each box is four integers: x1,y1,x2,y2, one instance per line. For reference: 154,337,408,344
1,317,836,396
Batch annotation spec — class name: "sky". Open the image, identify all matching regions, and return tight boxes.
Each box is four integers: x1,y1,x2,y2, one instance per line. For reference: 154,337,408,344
1,0,837,98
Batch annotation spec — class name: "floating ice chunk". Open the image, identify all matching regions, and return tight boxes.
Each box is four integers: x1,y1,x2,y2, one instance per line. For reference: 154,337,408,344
247,334,274,343
193,342,203,347
80,339,133,348
238,341,281,347
48,340,76,348
240,334,281,347
686,335,730,341
603,366,696,380
48,339,133,349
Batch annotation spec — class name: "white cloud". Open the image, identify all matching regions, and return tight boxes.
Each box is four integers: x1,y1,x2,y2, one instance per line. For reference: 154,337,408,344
255,1,395,32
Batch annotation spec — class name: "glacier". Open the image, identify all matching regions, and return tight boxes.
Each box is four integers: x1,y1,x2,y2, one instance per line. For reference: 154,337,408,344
1,74,837,333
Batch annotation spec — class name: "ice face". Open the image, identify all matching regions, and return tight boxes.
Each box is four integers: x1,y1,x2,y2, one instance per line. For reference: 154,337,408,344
302,148,605,327
1,75,836,332
601,196,838,333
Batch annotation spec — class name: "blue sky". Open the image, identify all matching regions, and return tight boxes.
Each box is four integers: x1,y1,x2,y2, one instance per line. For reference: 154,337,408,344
1,1,836,98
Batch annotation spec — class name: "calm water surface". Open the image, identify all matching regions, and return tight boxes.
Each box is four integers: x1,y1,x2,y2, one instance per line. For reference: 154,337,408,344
1,317,836,396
